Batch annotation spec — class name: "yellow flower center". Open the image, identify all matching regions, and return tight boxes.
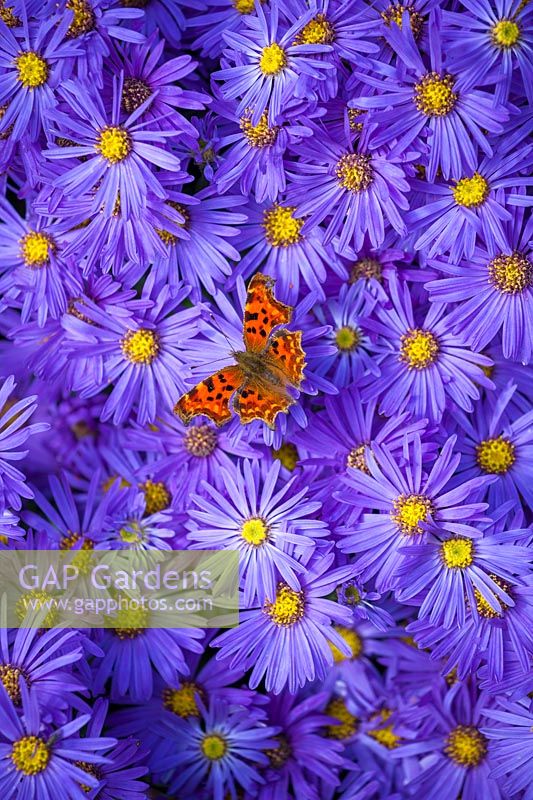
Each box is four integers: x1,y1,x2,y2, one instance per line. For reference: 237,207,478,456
121,328,160,365
16,52,49,88
113,605,149,638
155,202,190,246
393,494,433,535
335,325,360,352
325,698,359,739
96,126,132,163
263,204,303,246
201,734,227,761
265,734,292,768
0,664,27,704
12,737,50,775
329,625,363,663
75,761,102,793
381,4,424,39
442,538,474,569
184,425,218,457
414,72,457,116
241,516,269,546
346,444,370,473
453,173,490,208
66,0,96,38
122,76,152,113
474,574,510,618
400,328,439,370
445,726,487,767
163,682,202,718
347,107,365,131
264,583,304,626
272,442,299,471
141,480,170,514
119,521,144,544
20,231,55,268
476,436,515,474
240,111,278,147
488,252,532,294
0,1,21,26
259,43,287,76
491,19,520,48
336,153,374,193
233,0,256,12
368,709,401,749
349,258,382,283
294,13,335,44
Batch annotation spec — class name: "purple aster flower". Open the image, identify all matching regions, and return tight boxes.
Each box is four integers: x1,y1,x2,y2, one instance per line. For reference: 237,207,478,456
286,125,411,252
212,553,357,693
0,374,48,511
391,685,503,800
64,281,200,425
426,208,533,363
187,458,328,605
395,524,532,628
113,32,209,135
213,0,334,126
188,0,263,59
481,697,533,800
0,12,82,141
98,484,176,550
0,681,115,800
337,434,493,592
356,10,509,180
43,74,182,221
154,698,278,800
226,197,344,303
257,690,345,800
360,276,494,422
451,382,533,509
443,0,533,103
405,144,533,261
335,579,395,632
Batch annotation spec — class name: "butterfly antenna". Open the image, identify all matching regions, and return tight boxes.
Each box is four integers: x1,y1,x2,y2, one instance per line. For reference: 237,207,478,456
207,311,237,355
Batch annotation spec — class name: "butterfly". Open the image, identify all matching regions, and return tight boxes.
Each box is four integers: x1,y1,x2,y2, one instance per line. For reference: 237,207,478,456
174,273,306,429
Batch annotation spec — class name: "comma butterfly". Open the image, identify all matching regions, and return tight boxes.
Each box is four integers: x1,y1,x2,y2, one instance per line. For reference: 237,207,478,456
174,274,306,428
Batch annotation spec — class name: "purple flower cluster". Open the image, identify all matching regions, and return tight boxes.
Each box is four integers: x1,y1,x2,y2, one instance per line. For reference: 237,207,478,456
0,0,531,798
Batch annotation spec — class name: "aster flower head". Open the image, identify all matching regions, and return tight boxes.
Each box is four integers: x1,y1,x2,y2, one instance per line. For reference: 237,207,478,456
338,434,493,592
214,0,334,126
286,125,411,253
212,553,357,693
187,458,328,605
360,276,494,423
356,9,509,180
481,696,533,799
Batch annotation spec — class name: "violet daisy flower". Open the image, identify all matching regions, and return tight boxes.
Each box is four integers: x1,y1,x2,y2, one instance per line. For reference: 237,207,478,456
213,0,334,126
360,277,494,422
212,553,357,693
395,525,532,628
0,681,115,800
481,697,533,800
356,10,509,180
187,458,328,605
443,0,533,103
0,375,48,511
451,383,533,509
99,485,176,550
154,698,279,800
0,12,82,141
227,197,343,302
63,282,200,425
257,690,345,800
286,126,410,252
43,74,181,221
426,209,533,363
406,144,533,261
337,434,493,592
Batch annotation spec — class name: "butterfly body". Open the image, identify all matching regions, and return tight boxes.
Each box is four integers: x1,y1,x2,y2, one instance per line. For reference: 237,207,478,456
174,274,306,429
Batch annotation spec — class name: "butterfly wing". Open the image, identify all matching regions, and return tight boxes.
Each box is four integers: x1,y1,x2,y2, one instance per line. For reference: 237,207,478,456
243,273,292,352
174,366,244,427
233,379,293,429
265,329,306,388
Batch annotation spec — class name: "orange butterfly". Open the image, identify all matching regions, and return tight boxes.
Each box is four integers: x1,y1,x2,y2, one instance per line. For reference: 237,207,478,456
174,274,306,429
